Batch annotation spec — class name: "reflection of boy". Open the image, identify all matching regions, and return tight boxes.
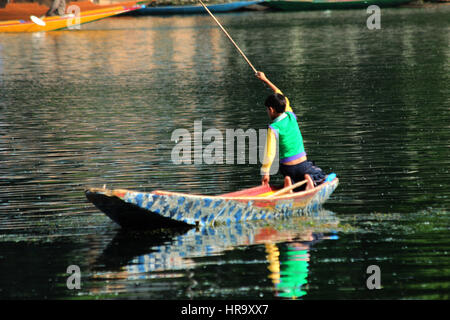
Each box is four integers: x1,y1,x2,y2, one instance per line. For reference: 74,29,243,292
256,71,326,188
46,0,66,16
266,233,325,299
265,241,311,299
278,244,309,299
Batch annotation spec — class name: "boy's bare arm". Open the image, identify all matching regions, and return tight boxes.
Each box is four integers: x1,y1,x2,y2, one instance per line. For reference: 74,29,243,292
256,71,280,93
256,71,293,113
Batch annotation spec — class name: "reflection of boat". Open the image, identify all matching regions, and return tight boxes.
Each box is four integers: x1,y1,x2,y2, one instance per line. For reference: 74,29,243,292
0,1,143,32
261,0,414,11
93,212,339,299
85,174,338,229
126,1,264,15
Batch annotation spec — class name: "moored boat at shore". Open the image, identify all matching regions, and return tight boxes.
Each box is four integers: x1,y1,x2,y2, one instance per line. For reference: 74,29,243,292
0,1,143,32
85,174,339,229
261,0,414,11
126,0,264,15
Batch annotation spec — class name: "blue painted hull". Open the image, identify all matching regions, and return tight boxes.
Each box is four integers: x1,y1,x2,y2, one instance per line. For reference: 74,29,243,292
127,1,264,15
85,177,339,229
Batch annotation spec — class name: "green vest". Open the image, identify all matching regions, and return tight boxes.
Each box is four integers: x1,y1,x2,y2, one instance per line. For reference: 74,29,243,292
269,112,306,163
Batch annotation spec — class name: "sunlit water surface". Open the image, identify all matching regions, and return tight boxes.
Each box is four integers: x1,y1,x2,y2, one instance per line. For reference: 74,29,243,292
0,7,449,299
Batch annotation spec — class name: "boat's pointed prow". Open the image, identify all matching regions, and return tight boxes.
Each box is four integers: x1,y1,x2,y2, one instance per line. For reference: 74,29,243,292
325,173,337,183
85,188,195,229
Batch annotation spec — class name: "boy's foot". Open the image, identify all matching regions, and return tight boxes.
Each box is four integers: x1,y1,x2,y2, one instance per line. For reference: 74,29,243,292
304,174,314,190
284,176,293,192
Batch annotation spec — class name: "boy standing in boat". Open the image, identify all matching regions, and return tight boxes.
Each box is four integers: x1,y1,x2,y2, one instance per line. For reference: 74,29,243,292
256,71,326,188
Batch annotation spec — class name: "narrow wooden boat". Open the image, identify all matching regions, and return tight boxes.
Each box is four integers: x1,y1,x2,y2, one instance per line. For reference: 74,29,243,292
0,1,143,33
126,0,264,15
85,173,338,229
261,0,413,11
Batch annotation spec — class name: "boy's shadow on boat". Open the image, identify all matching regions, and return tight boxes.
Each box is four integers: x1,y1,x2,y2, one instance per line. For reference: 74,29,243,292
94,210,340,273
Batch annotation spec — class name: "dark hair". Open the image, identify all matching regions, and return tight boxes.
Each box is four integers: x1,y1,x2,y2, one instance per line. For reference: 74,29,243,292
265,93,286,113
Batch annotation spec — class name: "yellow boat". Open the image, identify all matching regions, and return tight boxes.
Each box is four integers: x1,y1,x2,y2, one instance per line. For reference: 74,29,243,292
0,1,143,32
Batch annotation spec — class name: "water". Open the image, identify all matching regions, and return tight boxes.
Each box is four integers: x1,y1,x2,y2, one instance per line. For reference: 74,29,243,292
0,6,449,300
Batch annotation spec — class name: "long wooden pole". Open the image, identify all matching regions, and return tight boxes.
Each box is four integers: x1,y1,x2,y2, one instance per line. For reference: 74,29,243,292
267,180,308,198
198,0,258,74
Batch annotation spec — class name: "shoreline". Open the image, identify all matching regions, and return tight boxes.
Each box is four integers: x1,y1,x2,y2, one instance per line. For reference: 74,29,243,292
0,0,448,21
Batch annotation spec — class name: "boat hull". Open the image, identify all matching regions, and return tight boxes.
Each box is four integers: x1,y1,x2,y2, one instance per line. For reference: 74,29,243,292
85,177,339,229
262,0,413,11
127,1,264,15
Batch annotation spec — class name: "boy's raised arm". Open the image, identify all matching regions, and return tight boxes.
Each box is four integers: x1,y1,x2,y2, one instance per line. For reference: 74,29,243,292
256,71,293,113
256,71,281,94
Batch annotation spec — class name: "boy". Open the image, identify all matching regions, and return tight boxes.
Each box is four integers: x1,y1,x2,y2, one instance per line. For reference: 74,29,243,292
256,71,326,189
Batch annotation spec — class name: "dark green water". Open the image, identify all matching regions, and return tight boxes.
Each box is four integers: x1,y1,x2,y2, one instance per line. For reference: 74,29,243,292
0,6,449,300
